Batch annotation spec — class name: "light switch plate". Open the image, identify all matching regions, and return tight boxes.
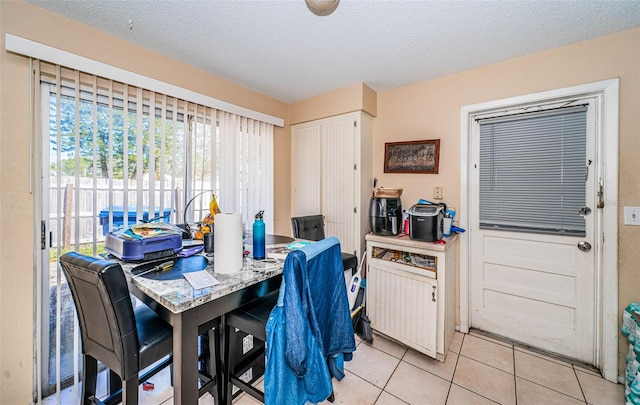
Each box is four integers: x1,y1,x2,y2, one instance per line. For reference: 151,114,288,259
624,207,640,225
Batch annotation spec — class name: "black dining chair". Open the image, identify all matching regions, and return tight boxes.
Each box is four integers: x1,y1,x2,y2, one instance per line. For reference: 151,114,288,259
197,319,222,403
223,290,279,404
59,252,222,405
290,214,358,274
59,252,173,405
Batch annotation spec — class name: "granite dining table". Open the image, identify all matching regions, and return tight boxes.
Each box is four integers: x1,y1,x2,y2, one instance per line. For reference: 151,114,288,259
120,247,285,405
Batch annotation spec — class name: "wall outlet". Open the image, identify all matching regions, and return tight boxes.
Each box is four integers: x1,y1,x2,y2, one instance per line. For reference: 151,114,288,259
433,186,443,200
624,207,640,225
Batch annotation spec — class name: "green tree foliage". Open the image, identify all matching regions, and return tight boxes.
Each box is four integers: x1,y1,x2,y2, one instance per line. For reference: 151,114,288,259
49,93,185,180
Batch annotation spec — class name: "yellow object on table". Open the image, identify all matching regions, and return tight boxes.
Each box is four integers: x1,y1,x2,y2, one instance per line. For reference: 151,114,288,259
196,194,221,239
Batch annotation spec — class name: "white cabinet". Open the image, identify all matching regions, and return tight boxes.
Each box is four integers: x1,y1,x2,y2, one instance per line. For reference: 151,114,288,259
291,112,372,259
365,234,457,361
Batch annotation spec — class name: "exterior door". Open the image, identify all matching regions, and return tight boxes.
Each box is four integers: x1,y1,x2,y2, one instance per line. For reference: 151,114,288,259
469,98,598,364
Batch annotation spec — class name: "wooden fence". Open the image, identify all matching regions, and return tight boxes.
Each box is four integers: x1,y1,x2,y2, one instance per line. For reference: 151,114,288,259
49,176,212,246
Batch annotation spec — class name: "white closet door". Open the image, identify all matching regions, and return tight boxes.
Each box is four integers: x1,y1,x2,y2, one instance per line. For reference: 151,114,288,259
292,124,322,216
321,116,356,254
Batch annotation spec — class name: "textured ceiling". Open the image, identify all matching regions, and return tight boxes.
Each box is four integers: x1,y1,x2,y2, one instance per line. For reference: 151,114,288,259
26,0,640,103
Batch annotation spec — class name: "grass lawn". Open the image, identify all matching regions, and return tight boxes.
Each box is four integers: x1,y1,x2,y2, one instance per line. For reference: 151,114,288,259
49,242,106,262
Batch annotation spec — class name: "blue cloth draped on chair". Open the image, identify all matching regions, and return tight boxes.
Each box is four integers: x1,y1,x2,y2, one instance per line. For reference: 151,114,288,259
264,237,356,404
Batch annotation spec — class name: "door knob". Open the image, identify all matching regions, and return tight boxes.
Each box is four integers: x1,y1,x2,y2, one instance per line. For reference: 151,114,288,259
577,241,592,252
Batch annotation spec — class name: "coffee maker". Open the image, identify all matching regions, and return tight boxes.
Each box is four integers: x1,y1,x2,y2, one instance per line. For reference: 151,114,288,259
369,197,403,236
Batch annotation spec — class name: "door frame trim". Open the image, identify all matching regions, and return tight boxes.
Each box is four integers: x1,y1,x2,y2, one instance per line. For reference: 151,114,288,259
459,79,619,382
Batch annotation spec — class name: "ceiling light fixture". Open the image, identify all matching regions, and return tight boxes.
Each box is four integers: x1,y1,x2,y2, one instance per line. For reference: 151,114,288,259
305,0,339,16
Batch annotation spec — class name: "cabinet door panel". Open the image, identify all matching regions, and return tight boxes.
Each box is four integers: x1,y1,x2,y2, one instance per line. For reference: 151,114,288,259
368,263,438,358
321,117,356,253
292,125,322,216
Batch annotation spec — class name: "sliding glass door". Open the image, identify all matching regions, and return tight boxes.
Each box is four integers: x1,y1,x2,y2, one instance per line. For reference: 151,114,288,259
35,60,273,399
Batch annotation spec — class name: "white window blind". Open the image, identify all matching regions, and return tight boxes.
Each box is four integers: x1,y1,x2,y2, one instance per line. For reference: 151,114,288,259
37,60,274,399
218,112,274,230
478,106,587,236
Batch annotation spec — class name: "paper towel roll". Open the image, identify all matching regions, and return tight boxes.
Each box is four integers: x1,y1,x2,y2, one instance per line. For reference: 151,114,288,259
214,213,243,274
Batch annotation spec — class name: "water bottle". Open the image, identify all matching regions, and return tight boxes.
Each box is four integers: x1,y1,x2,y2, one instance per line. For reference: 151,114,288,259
253,210,266,260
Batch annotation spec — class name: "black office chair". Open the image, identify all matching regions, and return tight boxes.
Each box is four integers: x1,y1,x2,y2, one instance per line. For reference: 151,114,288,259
290,215,358,274
59,252,222,405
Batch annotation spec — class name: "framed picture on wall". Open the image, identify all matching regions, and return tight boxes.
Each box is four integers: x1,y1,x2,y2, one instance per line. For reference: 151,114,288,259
384,139,440,174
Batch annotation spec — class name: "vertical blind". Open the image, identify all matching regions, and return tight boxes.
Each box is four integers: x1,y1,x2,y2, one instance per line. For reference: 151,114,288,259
37,60,273,399
40,60,274,237
478,106,587,236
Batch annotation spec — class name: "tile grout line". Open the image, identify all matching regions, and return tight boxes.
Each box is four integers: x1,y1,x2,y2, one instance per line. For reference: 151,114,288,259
379,390,411,405
515,348,598,403
177,332,596,405
513,346,589,403
513,344,518,405
375,347,406,403
513,345,577,370
455,333,516,404
474,330,591,373
444,333,464,405
457,351,514,376
345,345,407,405
448,333,505,404
449,382,503,405
515,374,589,403
354,338,408,400
572,365,589,404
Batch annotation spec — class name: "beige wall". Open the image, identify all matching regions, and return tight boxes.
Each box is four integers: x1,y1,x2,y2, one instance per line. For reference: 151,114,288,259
279,27,640,379
289,82,377,125
373,27,640,378
0,1,288,403
2,0,639,402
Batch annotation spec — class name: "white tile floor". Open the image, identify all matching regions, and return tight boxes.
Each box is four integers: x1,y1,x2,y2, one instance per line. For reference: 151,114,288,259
45,330,625,405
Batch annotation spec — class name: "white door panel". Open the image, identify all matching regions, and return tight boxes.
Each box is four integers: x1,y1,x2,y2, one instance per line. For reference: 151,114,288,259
471,231,594,360
470,98,597,364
